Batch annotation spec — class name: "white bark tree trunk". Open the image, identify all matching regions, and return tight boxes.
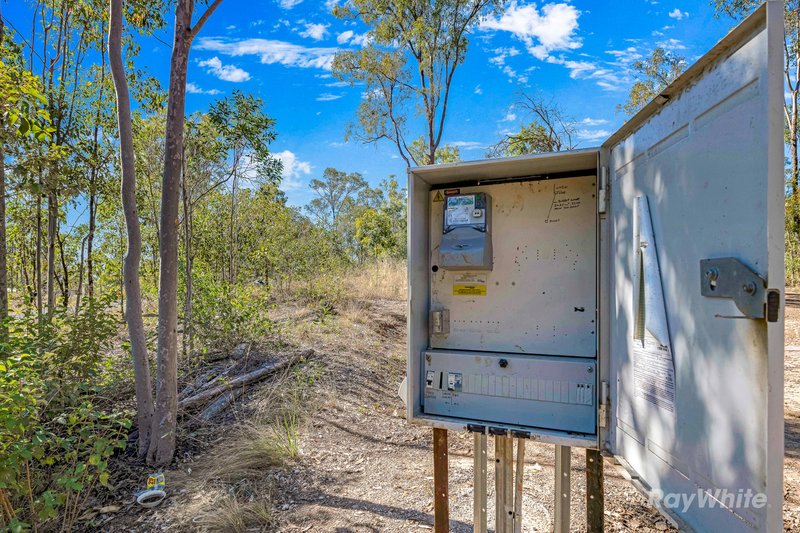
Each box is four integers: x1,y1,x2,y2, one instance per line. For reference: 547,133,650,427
108,0,155,458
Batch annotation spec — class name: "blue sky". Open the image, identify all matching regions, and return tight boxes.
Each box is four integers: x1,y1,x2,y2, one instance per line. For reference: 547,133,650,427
6,1,742,207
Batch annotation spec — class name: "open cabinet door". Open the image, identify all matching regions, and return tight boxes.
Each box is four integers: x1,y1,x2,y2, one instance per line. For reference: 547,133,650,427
605,3,784,531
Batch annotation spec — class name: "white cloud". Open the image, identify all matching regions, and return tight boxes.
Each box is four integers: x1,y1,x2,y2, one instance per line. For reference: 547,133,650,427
316,93,343,101
197,37,339,70
324,0,340,10
198,57,251,82
474,85,483,95
336,30,354,44
274,150,312,190
277,0,303,9
576,128,612,141
325,80,349,87
450,141,485,150
186,82,221,95
668,8,688,20
480,2,582,60
488,47,528,84
336,30,370,46
656,38,686,51
226,25,236,30
547,55,627,91
300,23,329,41
579,117,609,126
606,47,643,66
501,112,517,122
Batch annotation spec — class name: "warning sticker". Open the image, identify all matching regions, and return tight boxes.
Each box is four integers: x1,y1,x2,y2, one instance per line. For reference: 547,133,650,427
453,273,487,296
433,190,444,202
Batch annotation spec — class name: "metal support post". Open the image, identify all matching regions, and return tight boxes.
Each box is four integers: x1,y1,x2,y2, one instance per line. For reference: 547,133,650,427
554,445,571,533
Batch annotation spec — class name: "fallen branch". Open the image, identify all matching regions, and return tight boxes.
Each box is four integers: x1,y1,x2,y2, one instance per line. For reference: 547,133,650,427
198,388,248,421
178,348,313,411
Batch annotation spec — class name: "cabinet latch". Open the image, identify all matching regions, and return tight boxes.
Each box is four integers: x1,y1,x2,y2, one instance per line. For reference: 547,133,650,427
700,257,766,319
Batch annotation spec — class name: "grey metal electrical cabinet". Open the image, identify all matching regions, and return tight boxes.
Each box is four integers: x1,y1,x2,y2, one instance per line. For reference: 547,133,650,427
406,3,785,532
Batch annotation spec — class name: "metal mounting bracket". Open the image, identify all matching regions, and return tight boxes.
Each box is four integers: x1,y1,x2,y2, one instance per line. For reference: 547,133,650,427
700,257,766,319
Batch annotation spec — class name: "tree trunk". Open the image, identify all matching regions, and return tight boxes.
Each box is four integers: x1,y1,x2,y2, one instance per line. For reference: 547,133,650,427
181,173,193,358
46,192,57,315
0,12,7,337
35,190,43,322
76,234,87,314
87,171,97,300
229,169,237,283
109,0,155,459
149,0,194,466
56,230,69,306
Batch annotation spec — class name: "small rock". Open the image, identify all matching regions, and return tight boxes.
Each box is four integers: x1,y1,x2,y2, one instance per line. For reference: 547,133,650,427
655,521,668,530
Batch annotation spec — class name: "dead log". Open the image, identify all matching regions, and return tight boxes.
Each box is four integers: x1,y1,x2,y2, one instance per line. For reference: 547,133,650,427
178,348,313,411
198,388,248,421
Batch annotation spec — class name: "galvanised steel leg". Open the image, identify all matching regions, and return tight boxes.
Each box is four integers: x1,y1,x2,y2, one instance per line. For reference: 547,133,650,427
554,445,571,533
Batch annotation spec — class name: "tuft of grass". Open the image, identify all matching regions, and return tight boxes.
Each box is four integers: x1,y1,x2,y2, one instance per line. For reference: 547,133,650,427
198,497,274,533
204,424,295,483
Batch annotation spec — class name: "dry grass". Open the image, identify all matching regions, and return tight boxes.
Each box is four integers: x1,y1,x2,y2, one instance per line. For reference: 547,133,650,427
160,356,329,531
195,495,275,533
341,259,406,301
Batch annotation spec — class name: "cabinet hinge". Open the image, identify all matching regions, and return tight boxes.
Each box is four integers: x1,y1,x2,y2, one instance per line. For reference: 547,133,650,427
598,166,609,215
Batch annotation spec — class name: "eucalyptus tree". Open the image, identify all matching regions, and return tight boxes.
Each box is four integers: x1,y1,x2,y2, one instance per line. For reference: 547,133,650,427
0,22,55,333
619,47,686,117
206,91,281,284
109,0,157,458
491,93,578,157
150,0,227,465
331,0,504,166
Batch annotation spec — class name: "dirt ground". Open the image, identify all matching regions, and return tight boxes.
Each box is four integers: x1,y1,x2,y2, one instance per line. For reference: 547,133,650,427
106,297,800,532
272,300,800,532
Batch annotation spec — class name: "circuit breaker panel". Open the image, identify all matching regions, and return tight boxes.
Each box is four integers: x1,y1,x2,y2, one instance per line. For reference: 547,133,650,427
409,162,599,440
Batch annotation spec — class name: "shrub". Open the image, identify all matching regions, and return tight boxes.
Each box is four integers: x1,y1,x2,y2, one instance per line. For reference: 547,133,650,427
0,298,131,532
190,270,274,352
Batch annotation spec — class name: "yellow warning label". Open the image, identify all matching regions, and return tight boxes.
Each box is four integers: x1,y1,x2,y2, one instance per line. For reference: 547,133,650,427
453,284,487,296
433,190,444,202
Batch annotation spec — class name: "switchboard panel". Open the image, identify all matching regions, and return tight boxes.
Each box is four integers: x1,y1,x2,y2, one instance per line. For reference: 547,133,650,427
430,178,596,356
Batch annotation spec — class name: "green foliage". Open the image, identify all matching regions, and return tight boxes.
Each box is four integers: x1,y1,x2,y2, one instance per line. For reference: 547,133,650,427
0,44,55,145
408,137,461,164
0,298,131,530
207,91,283,184
332,0,503,165
496,123,556,157
190,270,274,351
619,47,686,116
490,93,577,157
354,177,407,259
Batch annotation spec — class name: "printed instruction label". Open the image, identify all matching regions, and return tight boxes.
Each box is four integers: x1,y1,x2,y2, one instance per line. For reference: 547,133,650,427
453,273,487,296
632,332,675,412
445,195,475,226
